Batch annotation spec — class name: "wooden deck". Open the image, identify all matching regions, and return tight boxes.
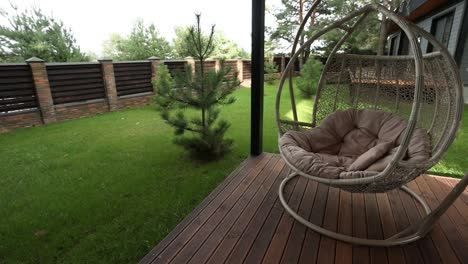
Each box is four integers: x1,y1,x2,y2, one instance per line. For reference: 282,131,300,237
140,153,468,264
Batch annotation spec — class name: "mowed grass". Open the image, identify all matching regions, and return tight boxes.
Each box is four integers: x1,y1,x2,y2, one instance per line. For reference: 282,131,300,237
0,81,465,263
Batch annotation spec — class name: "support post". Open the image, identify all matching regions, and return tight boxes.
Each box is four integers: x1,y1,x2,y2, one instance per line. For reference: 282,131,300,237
99,57,118,111
26,57,56,123
236,57,244,83
148,56,161,82
251,0,265,156
185,56,196,76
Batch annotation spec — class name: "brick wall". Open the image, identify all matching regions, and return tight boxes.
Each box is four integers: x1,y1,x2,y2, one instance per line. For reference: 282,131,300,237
55,99,110,121
118,93,154,109
0,110,43,133
0,56,268,133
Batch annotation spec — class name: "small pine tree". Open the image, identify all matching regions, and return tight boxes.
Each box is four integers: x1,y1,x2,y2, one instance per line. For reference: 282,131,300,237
153,64,174,109
297,58,323,98
154,14,239,160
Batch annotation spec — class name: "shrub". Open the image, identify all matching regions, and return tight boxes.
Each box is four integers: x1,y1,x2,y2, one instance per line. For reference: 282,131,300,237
264,61,279,84
153,64,174,108
296,57,323,98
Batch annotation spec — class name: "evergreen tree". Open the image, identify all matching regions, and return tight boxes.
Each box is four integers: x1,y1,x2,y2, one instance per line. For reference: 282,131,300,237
0,6,90,62
102,20,173,60
154,14,239,159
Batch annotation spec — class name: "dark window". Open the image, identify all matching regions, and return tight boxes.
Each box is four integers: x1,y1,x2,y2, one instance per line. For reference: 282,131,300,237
389,35,398,55
398,33,410,55
427,11,454,52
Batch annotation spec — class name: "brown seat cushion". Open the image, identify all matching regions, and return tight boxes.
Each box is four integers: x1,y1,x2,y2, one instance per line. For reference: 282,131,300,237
279,109,431,179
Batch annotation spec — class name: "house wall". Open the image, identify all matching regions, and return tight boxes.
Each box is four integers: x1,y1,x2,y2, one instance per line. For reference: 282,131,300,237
389,1,467,103
414,1,465,55
460,36,468,103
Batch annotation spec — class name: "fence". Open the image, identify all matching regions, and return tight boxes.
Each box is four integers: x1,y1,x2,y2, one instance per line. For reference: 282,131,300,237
0,55,292,133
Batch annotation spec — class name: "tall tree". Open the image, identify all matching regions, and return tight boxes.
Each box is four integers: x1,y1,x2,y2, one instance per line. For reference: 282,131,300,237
102,20,173,60
174,27,248,59
0,6,90,62
268,0,403,57
154,14,239,159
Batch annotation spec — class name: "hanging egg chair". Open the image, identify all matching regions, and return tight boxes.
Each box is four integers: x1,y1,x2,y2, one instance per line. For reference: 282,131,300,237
276,2,466,246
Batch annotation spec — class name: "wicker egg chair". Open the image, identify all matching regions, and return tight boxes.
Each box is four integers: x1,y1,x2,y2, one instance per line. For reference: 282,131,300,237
276,3,467,247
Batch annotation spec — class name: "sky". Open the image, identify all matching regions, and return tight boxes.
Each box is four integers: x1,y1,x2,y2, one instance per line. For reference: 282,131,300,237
0,0,282,56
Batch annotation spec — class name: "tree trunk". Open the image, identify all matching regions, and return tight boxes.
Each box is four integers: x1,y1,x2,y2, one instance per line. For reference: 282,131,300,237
299,0,304,68
377,0,390,55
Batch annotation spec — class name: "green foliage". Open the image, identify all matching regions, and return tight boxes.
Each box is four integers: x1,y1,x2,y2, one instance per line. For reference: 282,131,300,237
102,20,172,60
152,64,175,108
264,60,279,85
267,0,401,56
155,14,239,159
174,27,248,59
0,6,90,62
264,60,278,74
296,58,323,98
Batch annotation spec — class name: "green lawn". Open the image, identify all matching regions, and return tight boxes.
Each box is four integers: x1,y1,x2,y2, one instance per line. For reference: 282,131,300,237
0,81,466,263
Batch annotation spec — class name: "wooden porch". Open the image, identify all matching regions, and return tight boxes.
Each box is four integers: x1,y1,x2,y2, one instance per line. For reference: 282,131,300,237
140,153,468,264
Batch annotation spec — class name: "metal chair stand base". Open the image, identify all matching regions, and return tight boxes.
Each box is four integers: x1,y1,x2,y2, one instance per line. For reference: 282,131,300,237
278,172,437,247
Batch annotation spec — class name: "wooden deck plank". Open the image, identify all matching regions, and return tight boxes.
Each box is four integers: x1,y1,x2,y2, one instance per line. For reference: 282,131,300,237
437,177,468,221
240,174,302,264
365,193,389,264
141,154,468,264
224,167,296,263
316,187,340,264
205,160,286,264
298,183,329,264
152,154,273,264
415,176,468,263
188,157,284,264
351,193,370,264
375,193,406,264
407,180,455,264
334,190,353,264
280,180,318,264
261,176,308,264
170,155,277,263
139,155,258,264
387,188,425,263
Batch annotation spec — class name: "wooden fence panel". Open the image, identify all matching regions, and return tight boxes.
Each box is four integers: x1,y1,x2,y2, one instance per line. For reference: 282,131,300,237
164,60,186,77
47,63,106,104
195,60,216,73
114,62,153,97
222,60,238,79
0,64,38,113
242,60,252,79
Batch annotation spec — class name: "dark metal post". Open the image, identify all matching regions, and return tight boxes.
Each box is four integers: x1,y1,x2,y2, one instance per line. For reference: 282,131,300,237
251,0,265,156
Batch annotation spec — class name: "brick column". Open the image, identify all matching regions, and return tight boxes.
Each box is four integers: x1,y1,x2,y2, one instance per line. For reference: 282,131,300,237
185,56,196,76
26,57,56,123
148,56,161,82
99,57,118,111
236,57,243,82
213,57,221,72
280,55,286,73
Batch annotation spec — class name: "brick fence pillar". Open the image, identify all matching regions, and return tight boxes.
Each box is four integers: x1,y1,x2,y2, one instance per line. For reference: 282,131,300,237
213,57,221,72
26,57,56,123
185,56,196,76
236,57,243,82
99,57,118,111
148,56,161,83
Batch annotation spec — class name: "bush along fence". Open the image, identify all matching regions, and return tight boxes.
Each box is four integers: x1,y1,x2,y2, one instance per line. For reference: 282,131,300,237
0,55,292,133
